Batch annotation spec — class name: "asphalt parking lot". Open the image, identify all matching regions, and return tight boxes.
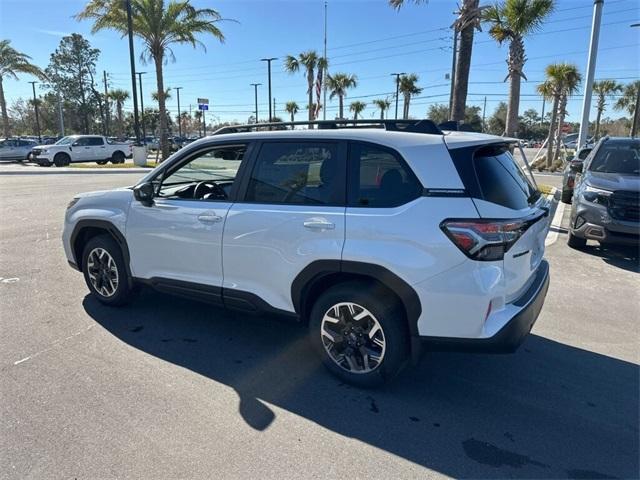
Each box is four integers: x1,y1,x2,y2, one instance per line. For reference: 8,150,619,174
0,172,638,479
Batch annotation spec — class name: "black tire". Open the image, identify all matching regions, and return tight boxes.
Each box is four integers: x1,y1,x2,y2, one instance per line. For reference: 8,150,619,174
567,231,587,249
561,190,573,204
53,153,70,167
309,281,409,388
96,160,109,165
82,234,134,306
111,151,125,164
39,161,52,167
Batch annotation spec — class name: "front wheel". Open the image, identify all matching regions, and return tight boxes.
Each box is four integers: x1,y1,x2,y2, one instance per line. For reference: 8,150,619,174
561,190,573,204
54,153,70,167
82,234,134,306
309,281,409,388
567,231,587,249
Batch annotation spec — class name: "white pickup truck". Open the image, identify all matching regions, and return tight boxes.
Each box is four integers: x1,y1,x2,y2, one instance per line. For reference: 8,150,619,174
33,135,132,167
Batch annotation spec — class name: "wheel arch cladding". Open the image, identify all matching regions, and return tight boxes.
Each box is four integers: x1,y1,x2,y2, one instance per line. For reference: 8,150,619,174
291,260,422,338
71,220,131,276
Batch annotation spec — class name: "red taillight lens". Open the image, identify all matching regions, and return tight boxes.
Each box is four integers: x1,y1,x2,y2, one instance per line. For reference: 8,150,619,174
567,177,574,188
441,215,542,261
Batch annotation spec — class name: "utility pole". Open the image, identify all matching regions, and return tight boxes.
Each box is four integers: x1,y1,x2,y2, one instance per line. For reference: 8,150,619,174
175,86,183,138
203,107,206,136
103,71,109,136
577,0,604,149
391,72,405,120
57,92,64,137
28,81,41,142
322,0,328,120
250,83,261,123
449,28,458,120
125,0,141,144
273,98,276,119
482,96,487,133
136,72,146,143
261,57,277,121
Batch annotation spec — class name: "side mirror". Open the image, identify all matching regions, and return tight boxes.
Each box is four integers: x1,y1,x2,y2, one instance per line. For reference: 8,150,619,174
133,182,155,206
569,161,583,173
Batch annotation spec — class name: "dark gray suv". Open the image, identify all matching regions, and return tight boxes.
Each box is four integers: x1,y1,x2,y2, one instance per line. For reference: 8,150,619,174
568,137,640,249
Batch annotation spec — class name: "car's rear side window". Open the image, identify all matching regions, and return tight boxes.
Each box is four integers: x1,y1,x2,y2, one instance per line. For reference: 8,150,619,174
347,142,421,207
473,148,537,210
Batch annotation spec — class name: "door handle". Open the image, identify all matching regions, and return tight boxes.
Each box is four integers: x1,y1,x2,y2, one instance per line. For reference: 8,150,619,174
198,213,223,224
303,218,335,230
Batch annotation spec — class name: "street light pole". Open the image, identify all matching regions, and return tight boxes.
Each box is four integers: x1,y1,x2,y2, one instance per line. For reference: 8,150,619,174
136,71,146,143
449,28,458,120
125,0,141,144
261,57,277,122
175,86,183,138
250,83,261,123
391,72,405,120
577,0,604,149
28,81,41,142
630,23,640,137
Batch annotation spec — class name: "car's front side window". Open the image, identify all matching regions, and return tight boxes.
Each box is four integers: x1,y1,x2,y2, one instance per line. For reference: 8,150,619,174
157,144,246,201
245,142,343,205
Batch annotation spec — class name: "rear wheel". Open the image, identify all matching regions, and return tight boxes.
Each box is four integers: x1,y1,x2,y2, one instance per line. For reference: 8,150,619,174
561,189,573,204
309,281,409,387
82,234,134,306
567,231,587,249
53,153,70,167
111,151,125,164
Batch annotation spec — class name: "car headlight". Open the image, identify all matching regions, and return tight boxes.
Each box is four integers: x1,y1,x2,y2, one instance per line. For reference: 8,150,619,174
67,197,80,210
583,185,612,205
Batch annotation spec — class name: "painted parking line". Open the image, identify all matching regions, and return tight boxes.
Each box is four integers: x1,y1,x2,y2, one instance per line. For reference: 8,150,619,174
545,191,566,247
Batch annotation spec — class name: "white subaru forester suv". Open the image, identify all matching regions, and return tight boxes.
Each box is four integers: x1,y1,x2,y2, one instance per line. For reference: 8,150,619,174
63,120,551,387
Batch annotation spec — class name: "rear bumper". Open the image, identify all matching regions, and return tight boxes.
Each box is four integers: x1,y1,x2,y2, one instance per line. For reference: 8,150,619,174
422,259,550,353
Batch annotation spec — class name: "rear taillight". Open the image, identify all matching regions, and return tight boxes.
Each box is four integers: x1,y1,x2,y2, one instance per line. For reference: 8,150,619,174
441,214,543,261
567,177,574,188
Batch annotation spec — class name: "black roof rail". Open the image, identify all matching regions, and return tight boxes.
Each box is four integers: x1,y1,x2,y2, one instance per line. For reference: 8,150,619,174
212,119,443,136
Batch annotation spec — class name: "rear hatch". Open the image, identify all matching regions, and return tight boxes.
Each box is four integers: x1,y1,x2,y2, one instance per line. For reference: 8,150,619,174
446,142,549,302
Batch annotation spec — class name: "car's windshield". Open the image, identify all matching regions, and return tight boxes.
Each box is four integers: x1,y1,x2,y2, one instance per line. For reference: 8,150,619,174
589,140,640,175
55,136,77,146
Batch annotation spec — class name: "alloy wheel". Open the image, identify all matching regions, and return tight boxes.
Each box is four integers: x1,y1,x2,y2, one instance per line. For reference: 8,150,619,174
87,247,119,297
320,302,386,374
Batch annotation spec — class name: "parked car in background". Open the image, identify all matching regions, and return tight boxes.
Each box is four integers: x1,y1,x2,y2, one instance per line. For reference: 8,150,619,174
0,138,37,162
561,146,593,203
33,135,132,167
568,137,640,249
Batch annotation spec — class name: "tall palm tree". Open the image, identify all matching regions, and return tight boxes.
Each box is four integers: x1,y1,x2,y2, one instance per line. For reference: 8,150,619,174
349,101,366,120
593,80,621,139
398,74,422,119
327,73,357,119
537,63,580,167
483,0,554,137
284,101,299,122
614,80,640,135
284,51,328,122
552,68,581,161
0,40,46,137
76,0,227,160
108,89,129,136
151,89,171,102
373,98,392,119
389,0,485,122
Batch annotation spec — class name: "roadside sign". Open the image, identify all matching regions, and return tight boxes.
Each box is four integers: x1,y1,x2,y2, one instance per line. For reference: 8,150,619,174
197,98,209,105
198,104,208,111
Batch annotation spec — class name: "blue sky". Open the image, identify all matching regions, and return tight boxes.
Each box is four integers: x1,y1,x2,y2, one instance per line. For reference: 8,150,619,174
1,0,639,124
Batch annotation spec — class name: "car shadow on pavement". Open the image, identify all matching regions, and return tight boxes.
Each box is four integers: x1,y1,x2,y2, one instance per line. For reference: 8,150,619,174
83,291,639,479
577,244,639,274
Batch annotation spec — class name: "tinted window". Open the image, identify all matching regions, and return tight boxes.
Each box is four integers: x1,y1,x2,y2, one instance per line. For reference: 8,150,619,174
577,148,592,160
588,140,639,175
474,149,537,210
246,142,342,205
87,137,104,146
348,143,421,207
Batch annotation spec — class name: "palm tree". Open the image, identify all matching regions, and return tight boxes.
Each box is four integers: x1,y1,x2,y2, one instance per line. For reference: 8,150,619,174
327,73,357,119
390,1,485,122
0,40,46,137
537,63,580,167
592,80,621,139
350,101,366,120
151,89,171,102
108,89,130,136
285,101,299,122
284,51,328,122
398,74,422,119
373,98,392,119
552,67,581,161
614,80,640,135
483,0,554,137
76,0,227,160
